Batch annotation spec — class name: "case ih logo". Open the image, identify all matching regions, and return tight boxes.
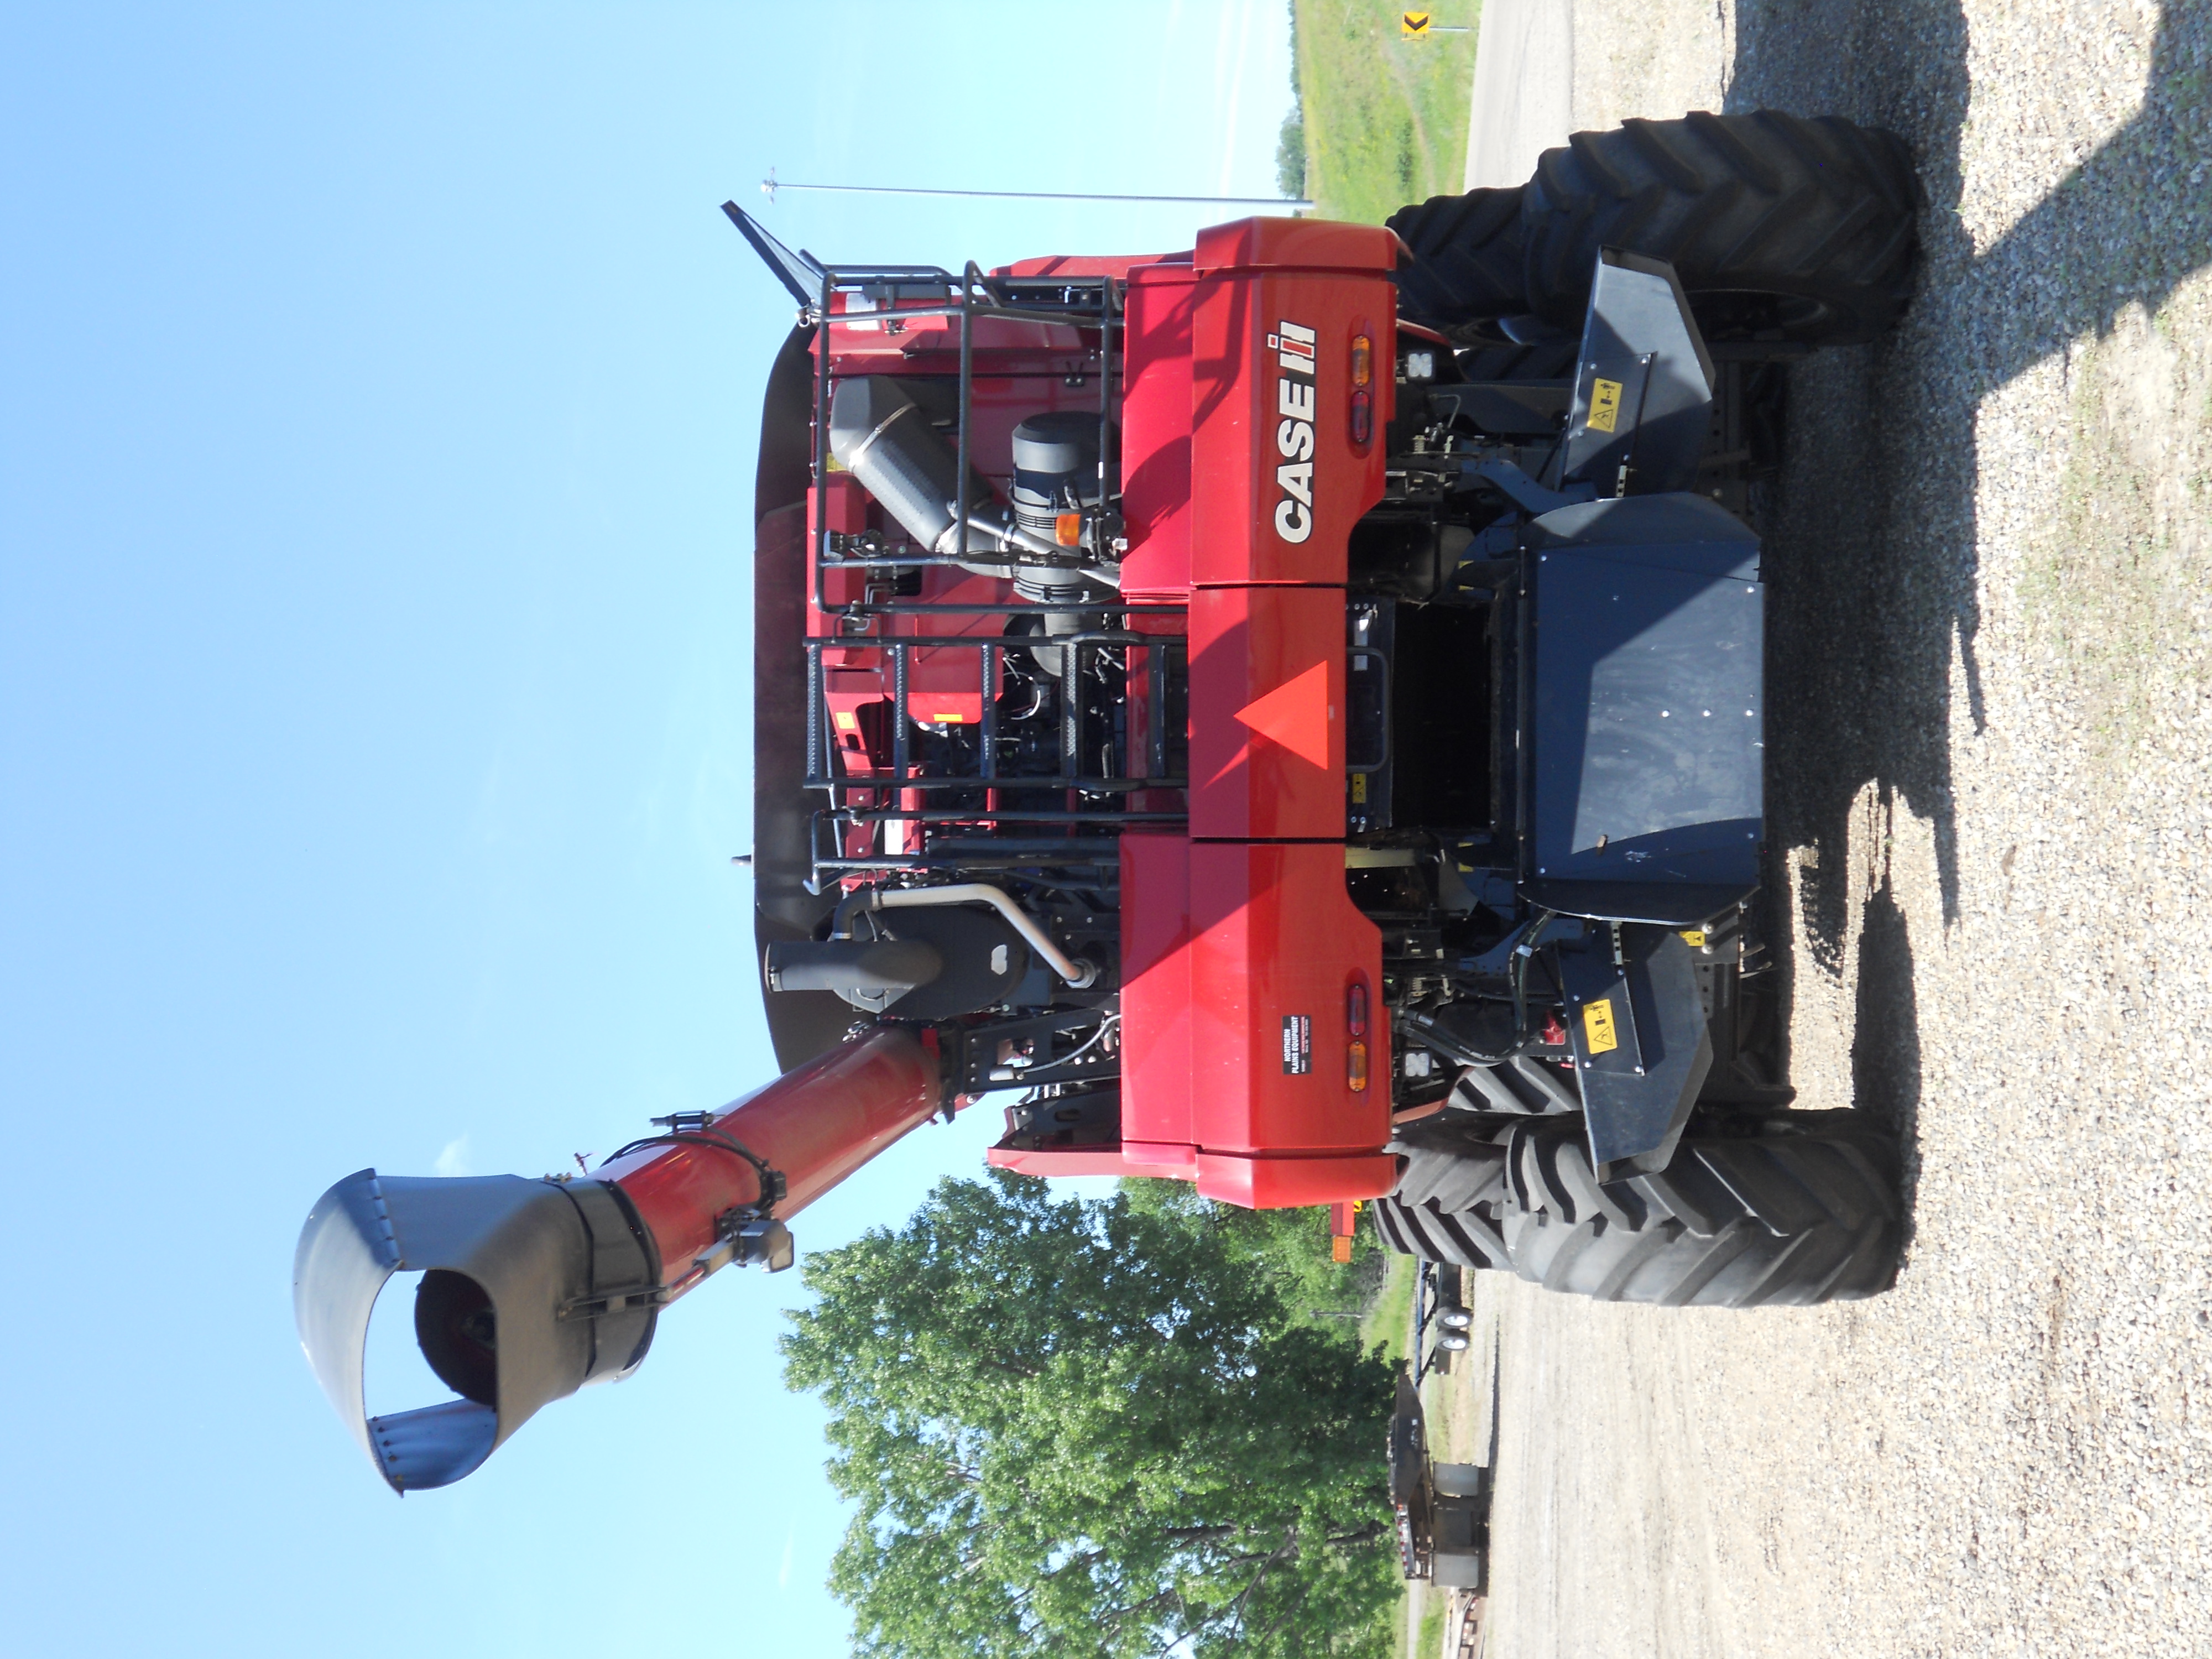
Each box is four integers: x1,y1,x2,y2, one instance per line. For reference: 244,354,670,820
1266,320,1318,544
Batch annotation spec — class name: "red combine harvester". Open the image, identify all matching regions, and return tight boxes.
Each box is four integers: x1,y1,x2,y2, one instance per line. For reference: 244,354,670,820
298,112,1923,1493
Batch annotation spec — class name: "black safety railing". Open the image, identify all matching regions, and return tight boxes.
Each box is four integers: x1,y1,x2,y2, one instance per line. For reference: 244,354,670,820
804,629,1187,888
806,258,1148,618
799,256,1189,891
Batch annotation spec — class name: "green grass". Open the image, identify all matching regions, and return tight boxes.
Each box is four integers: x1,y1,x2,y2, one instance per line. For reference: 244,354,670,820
1360,1249,1419,1657
1409,1590,1449,1659
1359,1250,1418,1363
1260,8,1491,1598
1292,0,1481,223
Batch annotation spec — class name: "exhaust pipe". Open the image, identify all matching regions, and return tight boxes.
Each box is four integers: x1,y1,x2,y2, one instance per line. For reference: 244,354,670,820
294,1026,943,1491
827,375,1065,564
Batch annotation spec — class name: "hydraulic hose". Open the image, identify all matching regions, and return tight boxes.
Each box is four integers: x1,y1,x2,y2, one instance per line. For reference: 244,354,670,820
1399,1006,1519,1071
1402,909,1558,1068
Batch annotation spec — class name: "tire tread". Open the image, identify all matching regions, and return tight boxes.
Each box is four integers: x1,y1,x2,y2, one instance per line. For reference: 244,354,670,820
1373,1111,1903,1308
1518,110,1921,344
1385,186,1527,329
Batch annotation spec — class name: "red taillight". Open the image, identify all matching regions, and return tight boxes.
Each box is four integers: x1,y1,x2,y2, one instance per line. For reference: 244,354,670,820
1350,389,1373,445
1347,980,1372,1091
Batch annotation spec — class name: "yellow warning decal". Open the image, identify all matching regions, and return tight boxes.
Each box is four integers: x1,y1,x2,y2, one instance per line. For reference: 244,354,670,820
832,710,860,732
1678,929,1706,948
1350,771,1368,804
1587,378,1624,433
1582,997,1619,1054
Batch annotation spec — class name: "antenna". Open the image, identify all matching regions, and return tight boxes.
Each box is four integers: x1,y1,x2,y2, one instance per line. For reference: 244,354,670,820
759,169,1311,212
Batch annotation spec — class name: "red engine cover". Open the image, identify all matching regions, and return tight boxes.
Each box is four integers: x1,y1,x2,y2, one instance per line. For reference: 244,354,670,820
1189,250,1394,586
1114,834,1395,1207
1188,585,1345,840
1119,261,1200,603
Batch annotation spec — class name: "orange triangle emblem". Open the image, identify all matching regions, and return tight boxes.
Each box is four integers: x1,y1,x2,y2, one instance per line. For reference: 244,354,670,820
1233,660,1334,769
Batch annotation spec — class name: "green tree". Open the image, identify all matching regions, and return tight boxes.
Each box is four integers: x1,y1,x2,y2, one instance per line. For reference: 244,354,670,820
1117,1177,1384,1335
782,1171,1400,1658
1276,108,1308,200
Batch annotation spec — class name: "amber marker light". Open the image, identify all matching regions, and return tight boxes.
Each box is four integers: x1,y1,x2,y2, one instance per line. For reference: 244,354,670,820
1054,512,1083,547
1349,331,1375,446
1347,980,1370,1091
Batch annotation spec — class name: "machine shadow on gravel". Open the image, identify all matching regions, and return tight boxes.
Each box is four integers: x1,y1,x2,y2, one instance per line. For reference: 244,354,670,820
1851,869,1923,1225
1729,0,2209,1183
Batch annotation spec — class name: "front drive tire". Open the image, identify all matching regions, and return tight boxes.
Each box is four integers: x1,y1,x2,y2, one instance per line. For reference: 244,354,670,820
1374,1110,1903,1308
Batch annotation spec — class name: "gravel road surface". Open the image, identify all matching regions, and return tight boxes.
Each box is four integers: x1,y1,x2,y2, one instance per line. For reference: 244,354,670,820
1455,3,2212,1655
1462,0,1574,188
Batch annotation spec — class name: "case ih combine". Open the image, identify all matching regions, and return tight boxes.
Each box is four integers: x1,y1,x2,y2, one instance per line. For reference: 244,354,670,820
296,112,1924,1493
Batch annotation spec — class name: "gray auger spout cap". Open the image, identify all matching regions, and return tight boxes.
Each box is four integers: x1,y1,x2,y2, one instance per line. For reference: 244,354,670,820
293,1170,658,1493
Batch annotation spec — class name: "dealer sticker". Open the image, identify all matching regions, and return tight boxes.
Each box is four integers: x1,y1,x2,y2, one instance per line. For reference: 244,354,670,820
1587,377,1624,434
1281,1014,1313,1074
1582,997,1620,1055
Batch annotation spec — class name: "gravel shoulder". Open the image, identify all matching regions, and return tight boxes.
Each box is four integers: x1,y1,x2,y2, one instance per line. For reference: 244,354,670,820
1453,3,2212,1654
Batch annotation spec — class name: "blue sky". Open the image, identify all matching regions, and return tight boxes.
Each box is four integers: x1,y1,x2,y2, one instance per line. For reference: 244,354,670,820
0,5,1292,1653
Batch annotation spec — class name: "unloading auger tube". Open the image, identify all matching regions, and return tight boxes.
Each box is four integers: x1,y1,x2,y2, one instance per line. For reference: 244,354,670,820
291,1026,941,1492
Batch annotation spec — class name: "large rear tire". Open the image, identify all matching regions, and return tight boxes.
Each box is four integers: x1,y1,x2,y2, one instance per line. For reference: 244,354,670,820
1524,111,1921,345
1390,111,1922,348
1375,1110,1903,1307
